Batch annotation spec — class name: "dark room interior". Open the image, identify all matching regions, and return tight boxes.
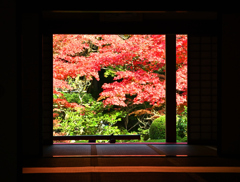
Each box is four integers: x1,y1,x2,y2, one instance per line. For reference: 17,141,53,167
1,2,240,182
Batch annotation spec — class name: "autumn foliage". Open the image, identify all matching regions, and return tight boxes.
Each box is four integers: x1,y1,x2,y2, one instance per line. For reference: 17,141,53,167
53,34,187,114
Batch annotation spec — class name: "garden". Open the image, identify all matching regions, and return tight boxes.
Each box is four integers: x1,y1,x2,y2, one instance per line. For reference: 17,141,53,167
53,34,187,143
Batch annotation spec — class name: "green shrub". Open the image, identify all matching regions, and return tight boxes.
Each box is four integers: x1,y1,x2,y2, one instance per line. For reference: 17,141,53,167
62,92,81,104
62,92,95,104
149,115,165,139
176,106,187,141
53,98,128,137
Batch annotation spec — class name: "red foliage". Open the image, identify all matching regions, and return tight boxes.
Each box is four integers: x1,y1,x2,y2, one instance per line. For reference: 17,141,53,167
53,113,59,118
53,34,187,109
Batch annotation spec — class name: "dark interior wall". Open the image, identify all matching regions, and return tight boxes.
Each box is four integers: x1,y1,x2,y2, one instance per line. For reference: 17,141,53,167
21,12,42,157
0,1,19,181
188,35,218,144
220,13,240,156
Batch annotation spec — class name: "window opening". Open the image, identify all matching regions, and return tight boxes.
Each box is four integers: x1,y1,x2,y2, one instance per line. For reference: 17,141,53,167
52,34,187,144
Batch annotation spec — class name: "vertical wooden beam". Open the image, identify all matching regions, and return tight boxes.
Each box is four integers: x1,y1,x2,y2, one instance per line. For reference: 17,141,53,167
166,34,176,142
42,33,54,145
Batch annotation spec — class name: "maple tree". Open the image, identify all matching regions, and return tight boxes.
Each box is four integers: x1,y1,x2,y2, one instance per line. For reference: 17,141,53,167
53,34,187,135
53,35,186,108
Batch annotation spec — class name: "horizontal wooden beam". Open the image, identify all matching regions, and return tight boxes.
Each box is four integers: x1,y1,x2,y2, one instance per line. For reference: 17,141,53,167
53,135,140,141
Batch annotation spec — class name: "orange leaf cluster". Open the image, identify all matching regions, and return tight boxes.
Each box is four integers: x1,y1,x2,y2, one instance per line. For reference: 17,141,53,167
129,109,153,116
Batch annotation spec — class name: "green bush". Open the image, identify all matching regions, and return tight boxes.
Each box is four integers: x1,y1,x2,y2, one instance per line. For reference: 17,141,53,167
62,92,94,104
176,106,187,141
54,97,128,138
149,115,165,139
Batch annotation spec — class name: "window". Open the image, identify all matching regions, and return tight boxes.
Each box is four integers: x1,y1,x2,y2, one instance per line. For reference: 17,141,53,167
52,34,187,143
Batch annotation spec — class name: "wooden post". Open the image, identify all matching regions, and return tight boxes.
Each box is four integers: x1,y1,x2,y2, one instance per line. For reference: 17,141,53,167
166,34,176,142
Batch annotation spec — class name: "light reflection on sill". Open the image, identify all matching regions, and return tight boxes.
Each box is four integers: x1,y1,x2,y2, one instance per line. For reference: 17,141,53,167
52,155,167,158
